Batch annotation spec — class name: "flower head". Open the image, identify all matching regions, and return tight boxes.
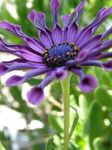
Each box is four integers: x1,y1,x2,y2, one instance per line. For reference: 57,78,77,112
0,0,112,104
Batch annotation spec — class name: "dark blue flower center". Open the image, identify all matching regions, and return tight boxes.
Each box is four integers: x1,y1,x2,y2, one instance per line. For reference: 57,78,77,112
43,43,79,68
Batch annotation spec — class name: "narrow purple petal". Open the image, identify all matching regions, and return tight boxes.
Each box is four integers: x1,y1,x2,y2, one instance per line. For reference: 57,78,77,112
75,1,85,23
28,10,45,31
61,1,85,27
76,28,92,47
0,39,45,63
95,52,112,60
89,40,112,57
79,35,101,49
62,28,68,43
78,60,102,67
6,75,24,86
62,15,70,28
67,23,78,43
19,49,43,62
76,50,89,63
50,0,60,24
0,63,8,76
27,87,44,105
0,21,45,54
50,0,60,10
85,8,112,34
71,68,84,78
103,61,112,71
101,27,112,39
6,68,51,86
24,68,51,80
92,7,112,33
52,24,62,44
53,67,67,79
79,75,98,93
0,61,36,76
40,31,53,48
27,73,55,105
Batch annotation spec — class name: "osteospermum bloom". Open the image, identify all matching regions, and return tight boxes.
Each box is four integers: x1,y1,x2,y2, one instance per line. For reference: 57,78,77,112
0,0,112,105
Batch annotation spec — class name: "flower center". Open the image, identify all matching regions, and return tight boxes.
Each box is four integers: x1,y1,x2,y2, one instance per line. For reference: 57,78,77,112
43,43,79,68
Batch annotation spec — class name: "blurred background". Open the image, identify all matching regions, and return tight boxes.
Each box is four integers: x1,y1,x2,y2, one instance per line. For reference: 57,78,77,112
0,0,112,150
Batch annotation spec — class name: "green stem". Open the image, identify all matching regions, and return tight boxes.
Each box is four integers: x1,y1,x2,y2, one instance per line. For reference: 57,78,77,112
61,74,71,150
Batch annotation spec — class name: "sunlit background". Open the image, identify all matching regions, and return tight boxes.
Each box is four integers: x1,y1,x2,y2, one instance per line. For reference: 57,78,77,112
0,0,112,150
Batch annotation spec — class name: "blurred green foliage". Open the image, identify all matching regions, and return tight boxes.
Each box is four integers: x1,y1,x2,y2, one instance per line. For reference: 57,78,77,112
0,0,112,150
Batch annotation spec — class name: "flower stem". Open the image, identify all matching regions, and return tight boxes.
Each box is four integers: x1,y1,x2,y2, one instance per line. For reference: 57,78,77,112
61,74,71,150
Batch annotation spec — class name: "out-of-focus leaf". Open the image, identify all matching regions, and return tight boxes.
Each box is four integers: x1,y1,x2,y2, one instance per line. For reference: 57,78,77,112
50,81,62,101
46,137,55,150
83,101,104,143
95,88,112,108
0,142,5,150
69,106,79,140
27,78,42,86
48,113,63,133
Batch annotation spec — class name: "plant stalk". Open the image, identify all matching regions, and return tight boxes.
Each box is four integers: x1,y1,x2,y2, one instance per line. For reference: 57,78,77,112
61,74,71,150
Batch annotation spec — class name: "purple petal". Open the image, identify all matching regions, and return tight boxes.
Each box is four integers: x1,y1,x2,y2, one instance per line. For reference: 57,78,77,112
71,68,84,78
62,15,70,27
76,28,92,47
101,27,112,39
85,8,112,34
62,28,68,43
50,0,60,10
0,61,36,76
103,61,112,71
76,50,89,62
89,40,112,57
95,52,112,60
24,68,51,80
52,24,62,44
6,75,24,86
50,0,60,24
0,21,45,54
61,1,85,27
79,75,98,93
0,63,8,76
40,31,53,48
28,10,45,31
19,49,43,62
75,1,85,23
27,72,56,105
27,87,44,105
92,7,112,33
53,67,67,79
79,35,101,49
23,38,45,54
78,60,102,67
6,68,51,86
67,23,78,43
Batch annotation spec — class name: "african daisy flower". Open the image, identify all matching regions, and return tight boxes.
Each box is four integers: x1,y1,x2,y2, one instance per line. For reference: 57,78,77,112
0,0,112,105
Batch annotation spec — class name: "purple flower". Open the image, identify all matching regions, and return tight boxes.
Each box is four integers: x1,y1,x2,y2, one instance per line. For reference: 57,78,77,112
0,0,112,105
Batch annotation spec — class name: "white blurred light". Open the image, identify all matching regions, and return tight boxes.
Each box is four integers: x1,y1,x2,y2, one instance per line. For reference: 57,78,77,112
29,120,44,130
6,3,19,19
102,106,107,112
104,118,111,126
26,2,32,8
0,106,27,131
